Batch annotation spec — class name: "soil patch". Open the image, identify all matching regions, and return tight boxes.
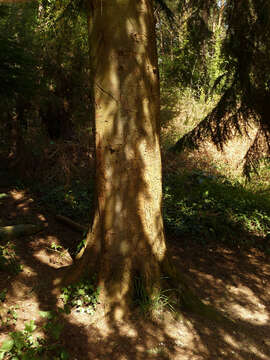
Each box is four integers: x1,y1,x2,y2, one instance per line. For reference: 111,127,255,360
0,187,270,359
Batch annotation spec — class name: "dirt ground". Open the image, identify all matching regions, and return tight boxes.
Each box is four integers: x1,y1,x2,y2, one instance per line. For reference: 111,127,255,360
1,186,270,360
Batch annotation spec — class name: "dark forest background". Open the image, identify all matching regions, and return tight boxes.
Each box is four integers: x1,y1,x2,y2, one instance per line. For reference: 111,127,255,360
1,0,270,252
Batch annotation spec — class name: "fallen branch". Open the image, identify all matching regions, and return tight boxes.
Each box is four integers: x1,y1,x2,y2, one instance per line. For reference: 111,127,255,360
55,214,87,234
0,193,8,200
0,224,44,241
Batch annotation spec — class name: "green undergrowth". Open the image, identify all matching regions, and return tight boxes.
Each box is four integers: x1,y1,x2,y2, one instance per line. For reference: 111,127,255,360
0,311,69,360
0,242,23,275
163,168,270,249
38,182,93,222
5,157,270,251
133,276,177,316
14,178,94,224
61,276,100,316
160,86,220,149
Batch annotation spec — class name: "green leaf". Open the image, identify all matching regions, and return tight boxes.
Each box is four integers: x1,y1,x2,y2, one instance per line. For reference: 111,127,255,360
39,310,54,319
75,299,83,306
22,353,36,360
50,323,63,340
24,320,36,333
0,338,14,352
0,289,7,302
11,331,25,351
60,349,69,359
63,305,71,314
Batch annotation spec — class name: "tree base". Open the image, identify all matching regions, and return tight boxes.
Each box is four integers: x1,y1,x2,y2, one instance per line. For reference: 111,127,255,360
53,250,229,324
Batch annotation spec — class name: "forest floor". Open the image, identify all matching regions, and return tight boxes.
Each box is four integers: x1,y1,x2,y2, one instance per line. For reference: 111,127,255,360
1,185,270,360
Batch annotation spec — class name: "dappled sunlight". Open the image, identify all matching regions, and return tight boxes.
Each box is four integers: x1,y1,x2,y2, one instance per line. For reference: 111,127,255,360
1,173,270,358
33,247,72,269
10,190,28,200
37,213,46,222
67,0,170,321
170,239,270,359
228,289,269,324
1,0,270,359
9,190,34,214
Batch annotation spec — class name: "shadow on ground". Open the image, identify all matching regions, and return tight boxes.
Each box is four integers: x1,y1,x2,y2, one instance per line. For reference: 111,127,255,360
0,177,270,359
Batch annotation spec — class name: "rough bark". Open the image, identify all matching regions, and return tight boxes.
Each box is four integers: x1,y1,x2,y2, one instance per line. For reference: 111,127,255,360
61,0,167,316
2,0,230,323
56,0,226,323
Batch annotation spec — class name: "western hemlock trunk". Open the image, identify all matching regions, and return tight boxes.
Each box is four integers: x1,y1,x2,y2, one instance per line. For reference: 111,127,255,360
53,0,225,323
65,0,168,315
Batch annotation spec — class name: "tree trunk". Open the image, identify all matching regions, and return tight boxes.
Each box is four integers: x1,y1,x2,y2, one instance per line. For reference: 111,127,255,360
64,0,168,315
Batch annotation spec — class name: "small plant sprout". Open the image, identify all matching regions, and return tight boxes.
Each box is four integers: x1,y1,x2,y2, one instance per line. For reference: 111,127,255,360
61,276,100,315
133,276,177,316
50,242,63,251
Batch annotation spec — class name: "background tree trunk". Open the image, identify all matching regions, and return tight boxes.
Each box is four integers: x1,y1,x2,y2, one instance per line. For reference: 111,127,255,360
66,0,168,316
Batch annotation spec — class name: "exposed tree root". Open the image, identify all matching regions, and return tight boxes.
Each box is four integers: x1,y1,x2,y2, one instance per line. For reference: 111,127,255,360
53,251,230,324
55,214,87,234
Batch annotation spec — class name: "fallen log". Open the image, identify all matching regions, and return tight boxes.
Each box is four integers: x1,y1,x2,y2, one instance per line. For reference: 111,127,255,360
55,214,87,234
0,224,44,241
0,193,8,200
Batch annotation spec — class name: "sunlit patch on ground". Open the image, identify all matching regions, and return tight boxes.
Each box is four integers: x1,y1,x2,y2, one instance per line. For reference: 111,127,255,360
1,188,270,359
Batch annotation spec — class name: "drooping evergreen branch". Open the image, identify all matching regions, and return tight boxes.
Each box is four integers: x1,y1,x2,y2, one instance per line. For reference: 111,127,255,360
154,0,174,22
171,0,270,175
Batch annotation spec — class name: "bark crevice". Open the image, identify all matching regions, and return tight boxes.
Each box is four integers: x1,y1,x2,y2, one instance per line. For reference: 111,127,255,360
54,0,226,323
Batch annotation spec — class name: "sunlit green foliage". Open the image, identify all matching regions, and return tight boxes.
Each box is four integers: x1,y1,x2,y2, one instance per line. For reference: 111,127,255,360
61,277,100,315
0,241,23,275
133,276,177,316
163,167,270,247
0,314,69,360
0,0,92,150
169,0,270,174
157,0,225,96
